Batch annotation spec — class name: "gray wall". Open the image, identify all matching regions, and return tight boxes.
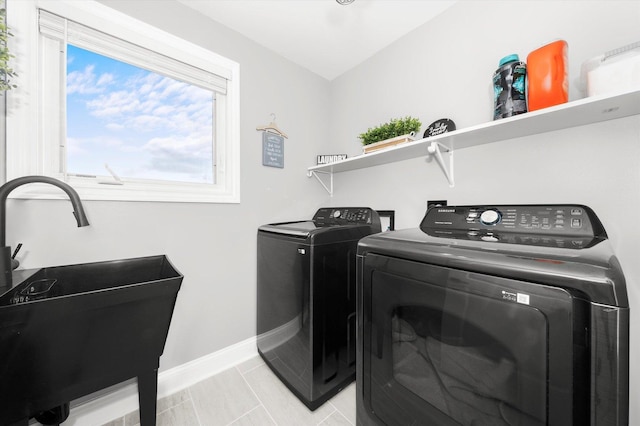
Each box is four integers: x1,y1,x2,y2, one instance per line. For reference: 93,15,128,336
326,1,640,423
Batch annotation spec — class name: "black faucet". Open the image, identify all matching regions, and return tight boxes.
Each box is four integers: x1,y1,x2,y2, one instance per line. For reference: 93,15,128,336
0,176,90,290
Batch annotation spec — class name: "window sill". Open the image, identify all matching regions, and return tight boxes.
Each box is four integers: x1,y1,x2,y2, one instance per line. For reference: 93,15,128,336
7,177,240,204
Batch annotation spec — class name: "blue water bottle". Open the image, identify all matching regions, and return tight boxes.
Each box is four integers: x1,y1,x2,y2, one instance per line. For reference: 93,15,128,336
493,54,527,120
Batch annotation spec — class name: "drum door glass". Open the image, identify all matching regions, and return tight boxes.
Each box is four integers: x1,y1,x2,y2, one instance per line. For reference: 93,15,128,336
360,254,585,426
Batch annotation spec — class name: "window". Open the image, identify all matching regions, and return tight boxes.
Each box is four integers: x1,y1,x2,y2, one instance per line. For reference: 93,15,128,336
66,45,216,185
6,0,240,203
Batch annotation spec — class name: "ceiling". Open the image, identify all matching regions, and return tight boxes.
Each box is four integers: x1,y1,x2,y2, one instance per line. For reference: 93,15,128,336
178,0,457,80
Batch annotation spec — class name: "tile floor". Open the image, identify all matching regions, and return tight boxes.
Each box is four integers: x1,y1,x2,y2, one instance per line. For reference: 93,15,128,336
102,356,356,426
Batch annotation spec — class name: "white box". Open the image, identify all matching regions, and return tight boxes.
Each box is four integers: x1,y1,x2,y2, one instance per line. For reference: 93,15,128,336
580,41,640,97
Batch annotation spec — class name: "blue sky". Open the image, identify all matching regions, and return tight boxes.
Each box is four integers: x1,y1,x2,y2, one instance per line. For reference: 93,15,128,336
66,44,215,184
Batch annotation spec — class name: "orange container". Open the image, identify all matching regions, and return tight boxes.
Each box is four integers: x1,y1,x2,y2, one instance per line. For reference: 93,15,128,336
526,40,568,111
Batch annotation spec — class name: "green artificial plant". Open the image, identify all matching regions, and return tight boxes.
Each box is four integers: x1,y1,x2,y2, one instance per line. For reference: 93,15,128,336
359,116,422,146
0,7,16,91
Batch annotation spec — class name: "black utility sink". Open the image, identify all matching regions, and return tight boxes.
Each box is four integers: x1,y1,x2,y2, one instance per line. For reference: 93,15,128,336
0,255,183,426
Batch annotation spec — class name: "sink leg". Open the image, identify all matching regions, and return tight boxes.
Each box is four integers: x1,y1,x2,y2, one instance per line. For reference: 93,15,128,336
138,369,158,426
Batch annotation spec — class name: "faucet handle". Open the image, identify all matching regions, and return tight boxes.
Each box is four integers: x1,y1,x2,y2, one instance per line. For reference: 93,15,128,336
11,243,22,259
10,243,22,270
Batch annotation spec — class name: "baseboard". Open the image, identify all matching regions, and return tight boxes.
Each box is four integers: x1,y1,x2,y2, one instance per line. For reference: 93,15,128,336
62,336,258,425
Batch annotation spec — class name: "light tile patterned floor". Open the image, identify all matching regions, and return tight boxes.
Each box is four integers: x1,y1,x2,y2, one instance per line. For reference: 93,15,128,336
102,356,356,426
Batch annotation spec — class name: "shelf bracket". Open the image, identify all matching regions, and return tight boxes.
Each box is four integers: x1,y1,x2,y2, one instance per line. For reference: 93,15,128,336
307,170,333,195
427,141,454,187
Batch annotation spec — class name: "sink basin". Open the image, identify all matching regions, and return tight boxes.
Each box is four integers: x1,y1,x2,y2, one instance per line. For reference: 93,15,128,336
0,255,183,426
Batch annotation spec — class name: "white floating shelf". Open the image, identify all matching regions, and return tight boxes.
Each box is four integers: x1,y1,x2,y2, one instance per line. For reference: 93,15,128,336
308,88,640,184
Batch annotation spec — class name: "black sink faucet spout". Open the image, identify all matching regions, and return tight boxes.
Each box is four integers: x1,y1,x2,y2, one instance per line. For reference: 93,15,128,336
0,176,90,288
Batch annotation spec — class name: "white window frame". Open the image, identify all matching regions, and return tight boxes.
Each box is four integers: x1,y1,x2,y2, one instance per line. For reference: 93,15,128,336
6,0,241,203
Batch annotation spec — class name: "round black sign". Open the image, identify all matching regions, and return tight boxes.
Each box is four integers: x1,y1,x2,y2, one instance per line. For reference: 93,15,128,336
423,118,456,138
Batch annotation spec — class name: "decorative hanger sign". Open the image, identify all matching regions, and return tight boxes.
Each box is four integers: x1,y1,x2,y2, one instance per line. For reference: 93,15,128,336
256,113,288,138
258,114,287,168
262,132,284,168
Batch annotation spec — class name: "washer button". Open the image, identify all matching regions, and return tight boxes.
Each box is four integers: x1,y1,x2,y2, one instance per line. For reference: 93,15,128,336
480,210,501,225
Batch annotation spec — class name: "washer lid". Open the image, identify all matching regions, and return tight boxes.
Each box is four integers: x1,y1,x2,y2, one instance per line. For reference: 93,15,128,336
258,221,317,237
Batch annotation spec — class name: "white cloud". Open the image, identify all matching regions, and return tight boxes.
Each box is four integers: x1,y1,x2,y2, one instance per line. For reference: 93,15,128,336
141,133,213,177
66,137,86,155
96,73,115,86
67,65,114,95
106,123,125,131
85,72,212,136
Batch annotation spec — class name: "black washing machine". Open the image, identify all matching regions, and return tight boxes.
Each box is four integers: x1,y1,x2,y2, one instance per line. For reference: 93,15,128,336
258,207,381,410
356,205,629,426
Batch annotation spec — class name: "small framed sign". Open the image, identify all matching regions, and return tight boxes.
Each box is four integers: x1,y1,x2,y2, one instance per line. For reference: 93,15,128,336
262,132,284,168
316,154,347,165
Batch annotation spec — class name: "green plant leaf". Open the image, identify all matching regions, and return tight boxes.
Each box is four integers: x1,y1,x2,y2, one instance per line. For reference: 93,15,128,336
0,7,16,90
358,116,422,145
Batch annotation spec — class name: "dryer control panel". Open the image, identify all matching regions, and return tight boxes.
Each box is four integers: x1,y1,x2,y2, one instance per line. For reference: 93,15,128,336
313,207,380,227
420,205,608,248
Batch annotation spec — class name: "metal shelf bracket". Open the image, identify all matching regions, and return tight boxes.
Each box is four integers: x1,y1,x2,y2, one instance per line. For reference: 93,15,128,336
307,170,333,195
427,141,454,187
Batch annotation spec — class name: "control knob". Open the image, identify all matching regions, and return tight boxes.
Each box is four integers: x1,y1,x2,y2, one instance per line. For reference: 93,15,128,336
480,209,501,225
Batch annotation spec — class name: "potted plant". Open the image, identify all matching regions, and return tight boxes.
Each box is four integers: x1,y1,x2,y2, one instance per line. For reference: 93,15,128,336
0,7,16,91
0,5,15,183
359,116,421,154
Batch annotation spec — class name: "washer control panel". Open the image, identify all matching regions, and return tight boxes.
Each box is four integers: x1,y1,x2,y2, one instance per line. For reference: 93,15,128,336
420,205,607,247
313,207,380,227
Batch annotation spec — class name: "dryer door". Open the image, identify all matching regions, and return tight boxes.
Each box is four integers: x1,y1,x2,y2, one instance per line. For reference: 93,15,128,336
358,254,590,426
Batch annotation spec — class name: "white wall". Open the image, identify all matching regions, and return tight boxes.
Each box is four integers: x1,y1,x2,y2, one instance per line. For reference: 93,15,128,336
327,0,640,423
5,0,332,371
